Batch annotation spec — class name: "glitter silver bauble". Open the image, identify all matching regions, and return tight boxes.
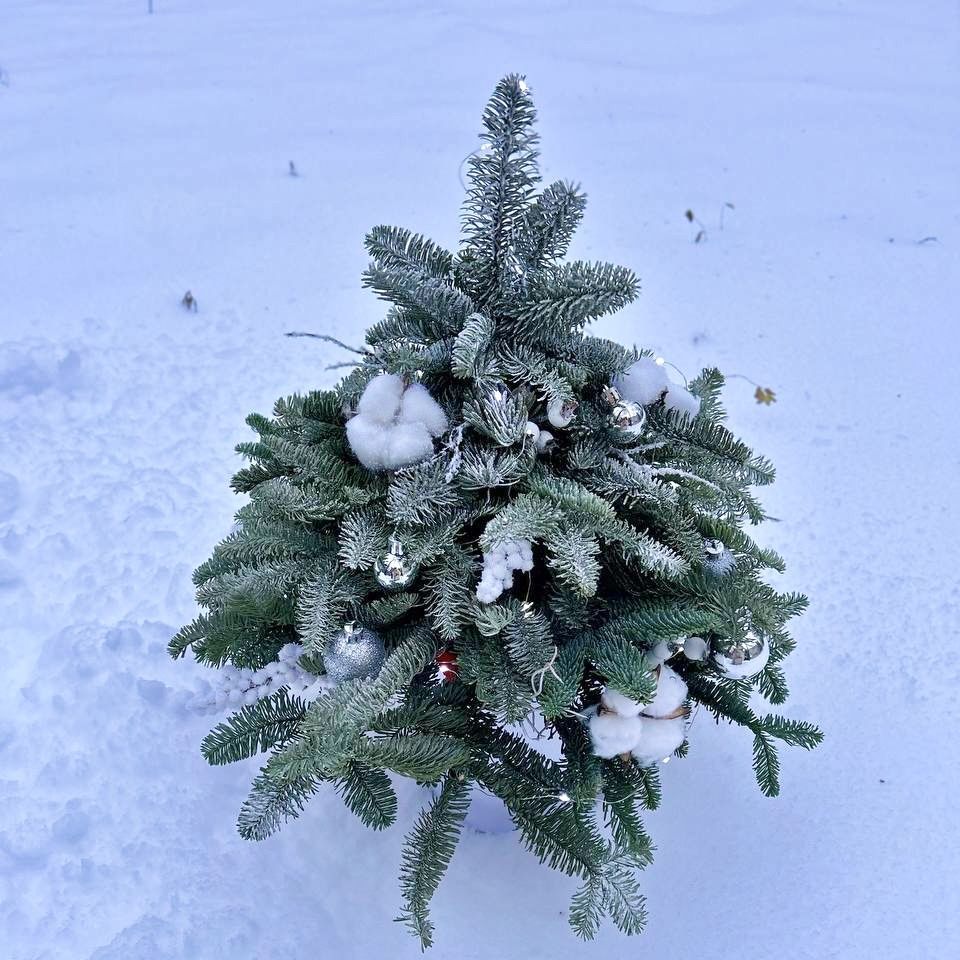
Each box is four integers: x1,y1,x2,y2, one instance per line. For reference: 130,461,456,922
710,631,769,680
324,621,386,683
547,397,578,429
703,538,736,577
374,538,417,590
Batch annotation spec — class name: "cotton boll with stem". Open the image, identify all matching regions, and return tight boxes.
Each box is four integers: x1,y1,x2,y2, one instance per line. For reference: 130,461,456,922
356,372,406,423
346,415,389,469
385,420,434,468
616,356,669,405
663,384,701,418
631,716,686,766
643,664,688,718
588,707,644,759
399,382,448,436
601,687,643,717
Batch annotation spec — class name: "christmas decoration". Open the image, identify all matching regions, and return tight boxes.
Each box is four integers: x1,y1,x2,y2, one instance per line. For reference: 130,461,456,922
374,537,418,589
711,630,770,680
346,374,448,470
323,622,386,683
435,649,459,682
703,537,736,577
603,385,646,436
186,642,325,713
616,356,669,405
172,76,820,949
631,716,687,766
475,539,535,603
546,397,578,429
663,383,701,418
681,635,710,661
535,428,555,452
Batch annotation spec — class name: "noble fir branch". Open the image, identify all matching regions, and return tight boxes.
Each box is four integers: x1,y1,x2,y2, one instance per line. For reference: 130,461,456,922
397,773,471,948
335,760,399,830
202,691,307,765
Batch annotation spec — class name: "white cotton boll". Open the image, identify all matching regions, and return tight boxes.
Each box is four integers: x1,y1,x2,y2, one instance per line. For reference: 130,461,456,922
589,709,645,759
356,373,405,424
505,550,523,569
517,555,534,573
644,664,688,718
617,357,670,406
243,687,259,706
346,414,389,470
214,689,229,709
488,560,508,579
663,385,701,419
601,688,644,718
399,383,448,437
252,667,270,685
385,420,435,469
227,688,242,705
500,571,514,589
631,716,686,765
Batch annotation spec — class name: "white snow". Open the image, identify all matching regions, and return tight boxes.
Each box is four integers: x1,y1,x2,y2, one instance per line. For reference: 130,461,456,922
2,1,959,958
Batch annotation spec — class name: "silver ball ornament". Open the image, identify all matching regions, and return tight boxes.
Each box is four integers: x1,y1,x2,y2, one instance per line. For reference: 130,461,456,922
374,538,417,590
703,538,736,577
547,397,578,429
602,386,646,436
523,421,541,445
610,400,646,436
324,621,387,683
711,631,770,679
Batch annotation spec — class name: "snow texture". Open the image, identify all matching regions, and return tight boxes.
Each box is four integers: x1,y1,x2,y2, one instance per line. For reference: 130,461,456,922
1,1,959,958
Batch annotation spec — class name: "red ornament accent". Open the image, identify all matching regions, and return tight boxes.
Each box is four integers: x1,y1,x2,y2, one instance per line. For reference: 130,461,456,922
435,649,459,682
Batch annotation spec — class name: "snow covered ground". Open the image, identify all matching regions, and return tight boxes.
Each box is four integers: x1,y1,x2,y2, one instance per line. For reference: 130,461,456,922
2,1,959,957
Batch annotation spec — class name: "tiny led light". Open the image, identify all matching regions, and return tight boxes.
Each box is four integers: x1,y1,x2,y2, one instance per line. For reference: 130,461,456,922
655,357,666,366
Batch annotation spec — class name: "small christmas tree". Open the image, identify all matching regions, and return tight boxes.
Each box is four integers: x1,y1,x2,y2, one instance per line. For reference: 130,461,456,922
171,75,821,946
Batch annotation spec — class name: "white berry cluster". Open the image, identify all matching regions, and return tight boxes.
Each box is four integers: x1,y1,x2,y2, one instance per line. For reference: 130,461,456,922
346,373,448,470
475,539,534,603
616,356,701,419
186,642,328,713
588,663,690,765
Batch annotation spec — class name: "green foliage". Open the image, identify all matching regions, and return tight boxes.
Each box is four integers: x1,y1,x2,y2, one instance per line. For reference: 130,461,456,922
202,692,306,765
175,75,819,947
397,774,471,947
